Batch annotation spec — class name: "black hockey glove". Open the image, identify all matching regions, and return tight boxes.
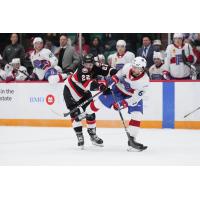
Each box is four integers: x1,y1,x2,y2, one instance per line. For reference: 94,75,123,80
99,83,108,92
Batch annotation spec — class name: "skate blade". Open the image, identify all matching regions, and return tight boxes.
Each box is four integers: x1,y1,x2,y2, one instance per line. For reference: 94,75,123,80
91,142,104,147
127,146,147,152
78,145,85,150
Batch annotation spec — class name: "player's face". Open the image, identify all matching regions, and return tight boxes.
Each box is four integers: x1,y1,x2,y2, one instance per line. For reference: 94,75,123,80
131,66,142,76
34,42,43,51
12,63,20,70
116,45,125,55
174,38,183,46
154,58,162,66
84,63,93,71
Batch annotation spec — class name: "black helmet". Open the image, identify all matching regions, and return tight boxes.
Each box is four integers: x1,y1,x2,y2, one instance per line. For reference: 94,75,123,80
83,54,94,63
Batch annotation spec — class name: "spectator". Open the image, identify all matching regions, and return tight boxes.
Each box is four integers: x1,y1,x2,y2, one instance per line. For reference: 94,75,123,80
163,33,197,80
44,39,58,54
149,52,165,80
102,33,116,51
2,33,26,66
137,36,155,69
193,50,200,67
90,37,104,56
74,35,90,56
55,34,80,73
191,33,200,47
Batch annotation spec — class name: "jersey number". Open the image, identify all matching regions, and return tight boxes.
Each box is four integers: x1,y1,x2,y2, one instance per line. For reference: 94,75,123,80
82,74,90,81
138,91,144,96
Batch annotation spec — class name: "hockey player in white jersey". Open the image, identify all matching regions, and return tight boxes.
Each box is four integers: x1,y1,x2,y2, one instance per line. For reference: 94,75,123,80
30,37,67,83
83,57,149,151
4,58,29,81
149,52,165,80
110,40,135,70
163,33,197,79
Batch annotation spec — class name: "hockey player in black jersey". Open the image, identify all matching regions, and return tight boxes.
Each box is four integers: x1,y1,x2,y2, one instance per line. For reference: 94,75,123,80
63,53,116,149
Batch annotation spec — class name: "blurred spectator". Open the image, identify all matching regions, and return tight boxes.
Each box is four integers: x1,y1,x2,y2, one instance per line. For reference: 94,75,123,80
55,34,80,72
149,52,165,80
163,33,197,80
102,33,116,51
44,39,58,54
45,33,60,46
25,37,35,59
74,35,90,56
191,33,200,47
109,40,135,70
90,37,104,56
2,33,26,66
137,36,155,69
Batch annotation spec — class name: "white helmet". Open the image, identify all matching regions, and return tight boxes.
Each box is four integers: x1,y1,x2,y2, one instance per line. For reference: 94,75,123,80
173,33,184,39
153,39,162,46
97,54,105,61
33,37,43,45
94,54,105,62
134,57,147,68
153,51,164,61
11,58,20,64
116,40,126,47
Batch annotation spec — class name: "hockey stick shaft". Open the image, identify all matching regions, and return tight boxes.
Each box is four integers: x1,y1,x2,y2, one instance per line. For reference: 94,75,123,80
184,106,200,118
110,90,131,140
63,91,102,117
17,69,31,79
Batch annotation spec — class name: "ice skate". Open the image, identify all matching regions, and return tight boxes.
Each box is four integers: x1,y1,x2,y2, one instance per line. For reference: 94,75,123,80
88,128,104,147
127,136,147,152
76,132,85,150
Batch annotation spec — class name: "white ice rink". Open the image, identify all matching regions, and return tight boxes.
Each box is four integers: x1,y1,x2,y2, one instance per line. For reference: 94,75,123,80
0,126,200,165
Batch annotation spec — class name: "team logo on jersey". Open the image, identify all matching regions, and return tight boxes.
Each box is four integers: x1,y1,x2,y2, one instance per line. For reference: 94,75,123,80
46,94,55,105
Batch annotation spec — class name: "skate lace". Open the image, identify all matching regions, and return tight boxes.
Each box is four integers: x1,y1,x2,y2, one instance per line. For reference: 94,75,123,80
92,135,100,140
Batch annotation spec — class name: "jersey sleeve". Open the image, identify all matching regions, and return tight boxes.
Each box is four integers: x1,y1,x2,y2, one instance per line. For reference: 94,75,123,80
46,49,58,67
163,45,171,73
126,82,149,106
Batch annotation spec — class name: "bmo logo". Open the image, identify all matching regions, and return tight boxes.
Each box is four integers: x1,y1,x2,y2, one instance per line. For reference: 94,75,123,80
46,94,55,105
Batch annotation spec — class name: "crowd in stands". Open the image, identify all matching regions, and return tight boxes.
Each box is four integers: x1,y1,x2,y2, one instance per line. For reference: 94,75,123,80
0,33,200,82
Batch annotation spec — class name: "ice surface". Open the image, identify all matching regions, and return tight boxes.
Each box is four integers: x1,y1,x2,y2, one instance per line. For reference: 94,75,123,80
0,126,200,165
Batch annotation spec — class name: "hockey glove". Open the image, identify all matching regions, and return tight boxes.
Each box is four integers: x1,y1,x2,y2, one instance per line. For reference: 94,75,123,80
187,55,194,63
163,71,170,80
33,60,44,69
113,100,128,110
99,83,108,92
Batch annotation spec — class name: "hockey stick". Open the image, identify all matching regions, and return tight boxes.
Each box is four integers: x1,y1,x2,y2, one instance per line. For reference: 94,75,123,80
63,91,102,117
110,90,131,140
184,106,200,118
17,69,31,80
0,74,5,81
